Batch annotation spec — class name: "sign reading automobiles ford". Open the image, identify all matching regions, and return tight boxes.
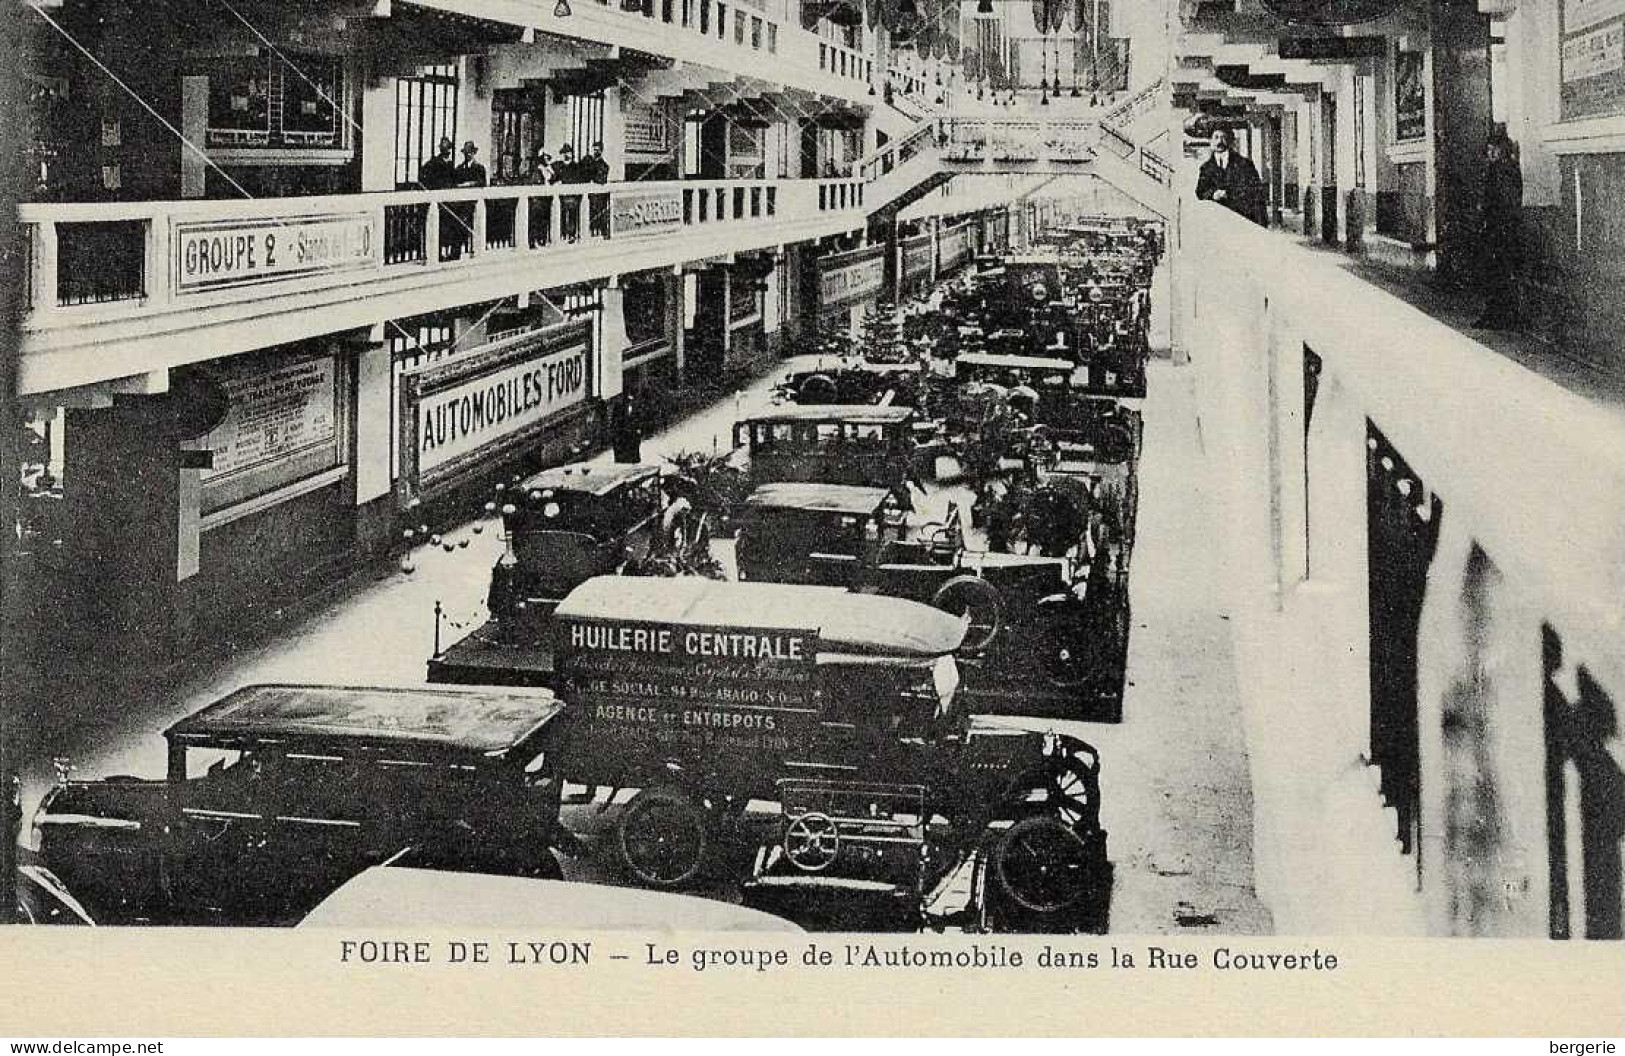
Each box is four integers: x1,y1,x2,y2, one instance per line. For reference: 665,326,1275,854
414,343,589,474
173,212,375,295
610,190,684,238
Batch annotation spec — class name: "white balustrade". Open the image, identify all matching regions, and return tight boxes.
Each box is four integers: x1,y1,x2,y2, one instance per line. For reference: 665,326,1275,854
1179,196,1625,937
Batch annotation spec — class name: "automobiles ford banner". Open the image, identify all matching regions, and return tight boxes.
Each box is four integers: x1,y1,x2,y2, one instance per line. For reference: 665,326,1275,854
556,618,819,756
413,342,589,475
173,211,375,295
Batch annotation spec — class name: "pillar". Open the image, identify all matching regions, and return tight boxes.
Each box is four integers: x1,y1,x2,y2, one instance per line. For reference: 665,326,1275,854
1429,0,1493,287
665,269,687,386
600,279,628,401
62,399,184,670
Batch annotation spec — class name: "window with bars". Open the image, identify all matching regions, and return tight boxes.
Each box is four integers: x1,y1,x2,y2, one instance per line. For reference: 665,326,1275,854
568,93,607,157
394,64,459,189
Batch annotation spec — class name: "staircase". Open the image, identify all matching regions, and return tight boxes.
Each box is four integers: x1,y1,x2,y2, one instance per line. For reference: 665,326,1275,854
856,102,1175,220
859,120,955,219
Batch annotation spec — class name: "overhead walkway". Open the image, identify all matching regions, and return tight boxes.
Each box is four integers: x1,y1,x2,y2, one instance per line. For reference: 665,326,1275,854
858,81,1175,221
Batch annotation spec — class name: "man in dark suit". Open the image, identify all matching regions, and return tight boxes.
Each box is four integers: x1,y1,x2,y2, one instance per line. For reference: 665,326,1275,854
1473,129,1524,330
1195,128,1266,226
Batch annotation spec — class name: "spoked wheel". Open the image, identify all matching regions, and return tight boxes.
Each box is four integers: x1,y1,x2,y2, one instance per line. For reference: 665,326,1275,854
990,816,1096,915
615,787,709,889
1018,751,1101,831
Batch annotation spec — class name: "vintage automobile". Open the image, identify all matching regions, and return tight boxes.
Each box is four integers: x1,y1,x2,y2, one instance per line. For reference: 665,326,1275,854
733,479,1128,722
732,404,931,498
31,683,571,925
771,360,924,409
300,866,802,932
429,460,711,685
540,575,1109,926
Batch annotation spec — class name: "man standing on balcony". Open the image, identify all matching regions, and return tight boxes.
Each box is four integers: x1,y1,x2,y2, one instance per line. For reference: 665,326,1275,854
583,142,610,184
554,143,582,242
1195,127,1265,226
454,141,488,188
419,137,456,190
584,142,610,238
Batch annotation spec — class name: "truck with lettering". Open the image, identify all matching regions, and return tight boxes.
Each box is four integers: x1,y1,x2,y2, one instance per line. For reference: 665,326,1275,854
540,576,1109,930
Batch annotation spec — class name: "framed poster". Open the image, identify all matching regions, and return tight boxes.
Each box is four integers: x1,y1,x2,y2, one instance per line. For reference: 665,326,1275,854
1561,0,1625,122
200,352,345,515
624,101,672,157
1394,48,1426,142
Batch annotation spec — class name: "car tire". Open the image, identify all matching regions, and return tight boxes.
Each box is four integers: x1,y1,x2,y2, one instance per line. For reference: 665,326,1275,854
989,815,1097,915
797,374,838,404
931,575,1003,652
615,786,709,889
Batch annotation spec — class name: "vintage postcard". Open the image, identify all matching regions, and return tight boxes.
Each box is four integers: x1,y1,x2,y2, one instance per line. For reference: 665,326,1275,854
1,0,1622,1038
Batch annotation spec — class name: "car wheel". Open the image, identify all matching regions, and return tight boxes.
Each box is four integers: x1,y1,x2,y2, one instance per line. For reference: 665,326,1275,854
615,787,709,889
931,575,1003,652
797,374,838,403
528,849,564,881
989,815,1096,915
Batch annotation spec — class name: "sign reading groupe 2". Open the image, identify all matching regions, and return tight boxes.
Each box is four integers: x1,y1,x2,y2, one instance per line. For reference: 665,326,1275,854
173,212,376,295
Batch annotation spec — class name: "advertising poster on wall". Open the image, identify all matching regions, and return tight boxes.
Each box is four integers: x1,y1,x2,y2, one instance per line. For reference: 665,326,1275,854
1562,0,1625,120
200,352,343,515
1394,48,1426,141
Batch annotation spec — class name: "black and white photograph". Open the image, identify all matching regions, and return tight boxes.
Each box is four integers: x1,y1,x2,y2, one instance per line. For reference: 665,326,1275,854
1,0,1623,1038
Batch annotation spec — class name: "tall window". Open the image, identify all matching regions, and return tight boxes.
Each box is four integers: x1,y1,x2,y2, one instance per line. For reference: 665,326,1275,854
395,64,459,188
567,92,606,156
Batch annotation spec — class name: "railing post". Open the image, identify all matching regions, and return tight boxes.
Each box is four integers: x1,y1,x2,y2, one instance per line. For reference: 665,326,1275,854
424,200,441,264
31,221,57,314
146,206,169,307
473,198,487,256
372,203,389,269
513,193,529,252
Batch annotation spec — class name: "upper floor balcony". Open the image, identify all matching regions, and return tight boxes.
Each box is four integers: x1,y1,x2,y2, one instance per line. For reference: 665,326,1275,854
411,0,875,107
17,174,867,397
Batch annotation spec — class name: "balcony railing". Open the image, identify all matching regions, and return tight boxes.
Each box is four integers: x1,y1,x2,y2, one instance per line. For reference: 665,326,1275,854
1139,148,1173,187
1099,76,1166,131
17,176,867,328
859,118,942,180
1181,198,1625,936
426,0,869,101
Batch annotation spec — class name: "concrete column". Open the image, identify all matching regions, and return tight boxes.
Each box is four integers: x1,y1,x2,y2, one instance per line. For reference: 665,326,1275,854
180,77,207,199
353,338,394,505
603,86,627,181
1298,94,1318,237
600,280,628,401
665,270,687,386
1428,0,1493,287
1335,65,1362,248
360,67,398,192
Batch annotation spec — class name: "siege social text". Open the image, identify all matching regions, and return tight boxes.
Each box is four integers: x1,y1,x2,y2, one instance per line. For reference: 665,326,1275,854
569,622,806,660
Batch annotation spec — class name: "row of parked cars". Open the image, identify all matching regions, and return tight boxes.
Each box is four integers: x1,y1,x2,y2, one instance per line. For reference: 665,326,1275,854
25,230,1160,932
